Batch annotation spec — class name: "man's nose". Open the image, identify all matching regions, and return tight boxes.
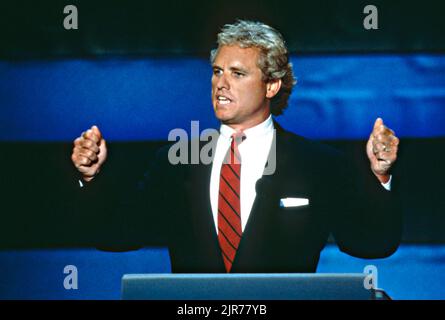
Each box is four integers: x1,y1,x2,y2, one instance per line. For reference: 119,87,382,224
216,73,230,90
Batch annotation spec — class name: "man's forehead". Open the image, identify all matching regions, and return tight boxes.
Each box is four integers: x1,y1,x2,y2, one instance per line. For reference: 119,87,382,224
213,45,261,67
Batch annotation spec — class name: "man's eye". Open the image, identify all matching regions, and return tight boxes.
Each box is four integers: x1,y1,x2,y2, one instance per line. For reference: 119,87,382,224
213,69,222,76
234,72,244,77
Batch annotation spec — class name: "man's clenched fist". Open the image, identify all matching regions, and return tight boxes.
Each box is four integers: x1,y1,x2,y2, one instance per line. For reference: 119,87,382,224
71,125,107,182
366,118,399,184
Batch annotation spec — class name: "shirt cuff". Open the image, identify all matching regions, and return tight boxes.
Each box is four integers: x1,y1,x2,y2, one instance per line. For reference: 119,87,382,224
381,175,392,191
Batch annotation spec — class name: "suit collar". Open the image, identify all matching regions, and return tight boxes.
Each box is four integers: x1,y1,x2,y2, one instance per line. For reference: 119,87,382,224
219,114,274,140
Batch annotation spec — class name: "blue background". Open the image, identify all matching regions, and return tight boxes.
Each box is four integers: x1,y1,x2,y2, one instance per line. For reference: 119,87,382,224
1,54,444,142
1,245,444,300
1,54,444,299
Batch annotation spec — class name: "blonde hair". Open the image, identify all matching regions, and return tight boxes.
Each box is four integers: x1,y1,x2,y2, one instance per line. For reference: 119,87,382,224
210,20,296,115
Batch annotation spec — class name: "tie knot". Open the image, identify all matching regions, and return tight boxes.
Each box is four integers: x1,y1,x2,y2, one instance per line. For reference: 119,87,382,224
223,131,245,165
232,132,246,145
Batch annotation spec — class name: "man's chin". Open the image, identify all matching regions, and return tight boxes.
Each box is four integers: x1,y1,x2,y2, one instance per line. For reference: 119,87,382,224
214,110,234,123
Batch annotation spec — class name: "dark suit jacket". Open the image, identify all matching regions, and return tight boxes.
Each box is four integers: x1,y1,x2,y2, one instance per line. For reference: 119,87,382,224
82,121,402,273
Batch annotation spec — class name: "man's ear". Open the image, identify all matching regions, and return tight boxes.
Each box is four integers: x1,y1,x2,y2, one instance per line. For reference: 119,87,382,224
266,79,282,99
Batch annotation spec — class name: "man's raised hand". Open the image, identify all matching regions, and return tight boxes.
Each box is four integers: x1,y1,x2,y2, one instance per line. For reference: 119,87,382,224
366,118,399,184
71,125,107,182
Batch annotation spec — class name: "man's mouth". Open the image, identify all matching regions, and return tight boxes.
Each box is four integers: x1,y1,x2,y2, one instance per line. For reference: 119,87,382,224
216,95,232,106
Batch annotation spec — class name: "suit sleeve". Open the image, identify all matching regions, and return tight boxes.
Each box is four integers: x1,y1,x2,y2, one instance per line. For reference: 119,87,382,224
329,152,403,259
73,144,172,250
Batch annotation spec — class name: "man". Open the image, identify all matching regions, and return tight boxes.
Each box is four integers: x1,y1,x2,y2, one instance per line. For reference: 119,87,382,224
72,20,401,273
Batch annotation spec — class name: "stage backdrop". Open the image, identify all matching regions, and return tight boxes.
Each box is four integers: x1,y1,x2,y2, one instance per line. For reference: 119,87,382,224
1,0,445,300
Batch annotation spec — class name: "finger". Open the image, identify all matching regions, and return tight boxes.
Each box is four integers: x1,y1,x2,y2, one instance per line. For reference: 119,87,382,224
373,125,394,138
367,133,374,150
73,154,92,167
372,118,395,136
73,145,96,160
373,118,383,131
91,125,102,141
79,138,100,153
372,141,387,153
74,137,83,147
380,126,394,137
390,136,400,146
375,151,397,163
98,138,107,154
83,129,101,145
374,134,398,145
76,165,96,176
381,126,395,136
78,147,98,162
82,129,98,144
374,142,398,154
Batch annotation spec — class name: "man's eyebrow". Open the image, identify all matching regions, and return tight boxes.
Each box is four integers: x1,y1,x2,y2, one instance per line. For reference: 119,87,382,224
211,64,249,73
229,66,248,73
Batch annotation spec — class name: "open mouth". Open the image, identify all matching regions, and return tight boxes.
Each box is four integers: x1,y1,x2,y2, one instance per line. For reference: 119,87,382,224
216,95,232,106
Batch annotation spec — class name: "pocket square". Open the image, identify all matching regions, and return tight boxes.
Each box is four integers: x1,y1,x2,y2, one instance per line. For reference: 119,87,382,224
279,197,309,208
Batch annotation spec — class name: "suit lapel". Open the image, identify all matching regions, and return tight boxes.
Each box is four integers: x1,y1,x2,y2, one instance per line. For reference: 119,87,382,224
183,139,226,271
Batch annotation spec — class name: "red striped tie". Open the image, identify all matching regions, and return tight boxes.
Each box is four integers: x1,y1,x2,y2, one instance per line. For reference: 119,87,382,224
218,132,245,272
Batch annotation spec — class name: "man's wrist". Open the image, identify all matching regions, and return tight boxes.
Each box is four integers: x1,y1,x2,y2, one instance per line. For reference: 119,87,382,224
374,173,390,184
78,175,95,188
380,175,392,191
371,166,391,184
82,176,95,182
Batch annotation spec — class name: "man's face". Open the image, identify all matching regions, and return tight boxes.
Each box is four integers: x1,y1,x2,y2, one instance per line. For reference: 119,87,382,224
212,45,270,130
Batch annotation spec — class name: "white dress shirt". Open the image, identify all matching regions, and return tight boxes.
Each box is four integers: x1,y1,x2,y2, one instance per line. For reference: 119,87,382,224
210,115,275,232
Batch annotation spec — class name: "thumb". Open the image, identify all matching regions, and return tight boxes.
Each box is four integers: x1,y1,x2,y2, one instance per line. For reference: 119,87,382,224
91,125,102,140
373,117,384,131
98,138,108,165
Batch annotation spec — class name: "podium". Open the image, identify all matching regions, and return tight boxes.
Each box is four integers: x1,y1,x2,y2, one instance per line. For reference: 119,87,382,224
121,273,390,300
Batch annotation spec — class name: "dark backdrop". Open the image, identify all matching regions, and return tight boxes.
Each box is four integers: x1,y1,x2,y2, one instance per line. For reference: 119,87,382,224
1,0,444,248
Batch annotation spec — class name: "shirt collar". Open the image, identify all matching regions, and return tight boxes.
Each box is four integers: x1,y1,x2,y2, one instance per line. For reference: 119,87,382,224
219,114,274,140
